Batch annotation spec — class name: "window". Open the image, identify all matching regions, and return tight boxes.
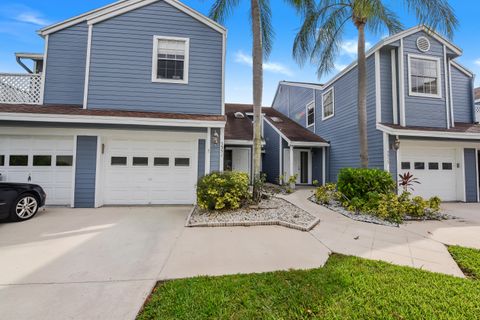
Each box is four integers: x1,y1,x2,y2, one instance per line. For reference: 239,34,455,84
154,157,169,166
428,162,439,170
408,55,441,98
442,162,453,170
111,157,127,166
56,155,73,166
175,158,190,167
0,155,4,166
133,157,149,166
152,36,189,83
322,88,334,120
414,162,425,170
33,155,51,166
306,101,315,127
224,150,233,171
9,155,28,166
401,162,411,170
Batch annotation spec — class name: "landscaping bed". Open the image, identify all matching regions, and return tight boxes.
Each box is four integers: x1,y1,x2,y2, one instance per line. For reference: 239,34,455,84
138,254,480,319
448,245,480,280
187,197,320,231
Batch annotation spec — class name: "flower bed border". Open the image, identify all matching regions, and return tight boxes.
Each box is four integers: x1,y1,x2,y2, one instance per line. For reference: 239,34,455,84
185,198,321,232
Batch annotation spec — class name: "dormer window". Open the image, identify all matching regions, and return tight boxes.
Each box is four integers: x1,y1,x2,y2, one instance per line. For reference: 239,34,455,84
152,36,189,84
408,54,441,98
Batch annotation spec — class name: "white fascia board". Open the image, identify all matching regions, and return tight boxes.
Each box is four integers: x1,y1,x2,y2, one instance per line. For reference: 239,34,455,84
376,123,480,140
450,60,474,78
224,139,265,146
289,141,330,147
279,81,323,90
39,0,226,36
263,117,291,144
0,112,226,128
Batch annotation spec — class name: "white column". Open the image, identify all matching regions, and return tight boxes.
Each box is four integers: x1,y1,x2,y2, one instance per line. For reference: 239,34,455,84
219,127,224,172
289,146,294,180
205,128,211,174
322,146,326,185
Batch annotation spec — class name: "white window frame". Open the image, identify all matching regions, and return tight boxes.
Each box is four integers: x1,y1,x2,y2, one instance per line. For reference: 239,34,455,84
306,100,315,127
322,87,335,120
407,54,442,99
151,35,190,84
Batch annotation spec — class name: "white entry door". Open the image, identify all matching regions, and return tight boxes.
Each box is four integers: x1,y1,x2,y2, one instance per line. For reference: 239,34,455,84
224,148,251,176
103,138,197,205
0,135,74,205
400,146,457,200
283,149,311,184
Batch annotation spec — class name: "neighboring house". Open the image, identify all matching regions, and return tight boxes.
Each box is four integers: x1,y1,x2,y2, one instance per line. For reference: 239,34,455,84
224,104,328,184
0,0,226,208
271,26,480,202
475,87,480,119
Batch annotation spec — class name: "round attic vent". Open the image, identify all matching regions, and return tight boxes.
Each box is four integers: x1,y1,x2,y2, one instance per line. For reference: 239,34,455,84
416,36,431,52
234,112,245,119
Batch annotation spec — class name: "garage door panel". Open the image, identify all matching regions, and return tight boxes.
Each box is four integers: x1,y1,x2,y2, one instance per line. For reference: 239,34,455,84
103,138,197,205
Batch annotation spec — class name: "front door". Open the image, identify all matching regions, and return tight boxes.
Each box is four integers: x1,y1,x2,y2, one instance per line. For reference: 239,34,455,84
300,151,309,184
283,149,310,184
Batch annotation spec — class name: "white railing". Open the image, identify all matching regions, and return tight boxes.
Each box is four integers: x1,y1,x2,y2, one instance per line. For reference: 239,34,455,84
475,104,480,123
0,73,42,104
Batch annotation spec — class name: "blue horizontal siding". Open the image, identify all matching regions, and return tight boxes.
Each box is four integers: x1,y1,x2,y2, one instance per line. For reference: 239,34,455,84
74,136,97,208
451,65,473,123
464,148,478,202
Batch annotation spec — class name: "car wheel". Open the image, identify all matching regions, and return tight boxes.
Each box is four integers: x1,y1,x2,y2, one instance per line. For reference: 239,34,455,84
10,194,39,222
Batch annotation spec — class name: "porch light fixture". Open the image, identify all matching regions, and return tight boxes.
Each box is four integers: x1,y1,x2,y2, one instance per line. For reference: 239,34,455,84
392,136,400,151
212,131,220,145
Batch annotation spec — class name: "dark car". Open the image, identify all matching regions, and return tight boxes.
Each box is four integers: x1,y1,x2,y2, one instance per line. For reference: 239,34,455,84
0,183,46,222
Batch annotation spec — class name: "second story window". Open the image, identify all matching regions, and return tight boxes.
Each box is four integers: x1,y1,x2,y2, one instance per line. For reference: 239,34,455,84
322,87,334,120
306,101,315,127
152,36,189,84
408,55,441,98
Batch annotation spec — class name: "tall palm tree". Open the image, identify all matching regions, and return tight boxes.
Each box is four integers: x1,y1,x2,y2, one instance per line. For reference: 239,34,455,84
293,0,457,168
209,0,311,200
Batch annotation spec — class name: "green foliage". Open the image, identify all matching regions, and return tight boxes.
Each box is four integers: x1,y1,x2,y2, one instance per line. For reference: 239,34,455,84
428,196,442,213
448,246,480,279
139,254,480,320
314,183,340,205
196,171,250,211
252,173,267,203
337,168,396,201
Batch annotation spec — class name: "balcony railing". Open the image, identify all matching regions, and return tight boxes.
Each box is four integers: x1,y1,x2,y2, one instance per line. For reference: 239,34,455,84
0,73,42,104
475,104,480,123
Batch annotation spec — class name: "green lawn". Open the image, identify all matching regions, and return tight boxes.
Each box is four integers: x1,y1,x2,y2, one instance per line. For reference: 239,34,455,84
138,254,480,320
448,245,480,280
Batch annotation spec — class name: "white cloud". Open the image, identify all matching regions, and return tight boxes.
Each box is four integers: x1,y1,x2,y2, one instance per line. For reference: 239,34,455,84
15,12,51,26
475,58,480,66
234,51,293,76
340,39,372,57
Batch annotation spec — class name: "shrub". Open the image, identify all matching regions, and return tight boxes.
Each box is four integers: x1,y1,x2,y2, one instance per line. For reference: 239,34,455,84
315,183,339,205
337,168,396,201
197,171,250,210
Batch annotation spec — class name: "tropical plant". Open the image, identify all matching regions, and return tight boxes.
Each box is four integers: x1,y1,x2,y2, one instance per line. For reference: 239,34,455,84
398,171,420,192
208,0,312,202
196,171,250,210
337,168,396,201
293,0,457,167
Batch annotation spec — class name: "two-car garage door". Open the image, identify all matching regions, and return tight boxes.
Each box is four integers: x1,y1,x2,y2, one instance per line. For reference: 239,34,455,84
399,145,458,201
102,138,198,205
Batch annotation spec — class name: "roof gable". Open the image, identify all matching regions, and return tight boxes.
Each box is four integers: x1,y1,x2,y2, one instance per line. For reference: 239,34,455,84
39,0,226,36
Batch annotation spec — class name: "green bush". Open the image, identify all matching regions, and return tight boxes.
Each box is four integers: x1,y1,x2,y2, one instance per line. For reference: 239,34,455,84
337,168,396,201
315,183,340,205
197,171,250,210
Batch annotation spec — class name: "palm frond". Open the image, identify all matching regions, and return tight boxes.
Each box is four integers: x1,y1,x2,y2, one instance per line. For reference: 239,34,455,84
403,0,458,38
258,0,275,59
366,0,403,35
208,0,240,23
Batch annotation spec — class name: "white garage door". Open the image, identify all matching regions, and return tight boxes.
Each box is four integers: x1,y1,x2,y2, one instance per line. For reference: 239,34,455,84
400,146,457,200
103,138,197,205
0,135,74,205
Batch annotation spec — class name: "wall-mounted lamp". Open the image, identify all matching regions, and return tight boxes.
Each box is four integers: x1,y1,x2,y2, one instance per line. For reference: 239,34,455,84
212,130,220,145
392,136,400,151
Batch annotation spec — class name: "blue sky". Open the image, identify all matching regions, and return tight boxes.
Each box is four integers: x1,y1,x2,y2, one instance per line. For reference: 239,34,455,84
0,0,479,105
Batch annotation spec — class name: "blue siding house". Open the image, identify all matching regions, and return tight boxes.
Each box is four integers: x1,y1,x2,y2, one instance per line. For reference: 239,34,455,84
0,0,226,207
270,26,480,202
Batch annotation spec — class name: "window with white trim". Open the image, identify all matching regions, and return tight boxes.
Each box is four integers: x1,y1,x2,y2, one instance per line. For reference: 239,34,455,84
322,88,334,120
306,101,315,127
408,55,441,98
152,36,189,83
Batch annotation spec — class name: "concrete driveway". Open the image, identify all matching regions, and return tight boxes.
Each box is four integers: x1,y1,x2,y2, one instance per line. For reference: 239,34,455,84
0,206,330,320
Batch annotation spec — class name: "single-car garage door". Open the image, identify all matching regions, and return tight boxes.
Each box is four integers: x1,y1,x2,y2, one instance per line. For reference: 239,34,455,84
103,138,197,205
400,145,457,201
0,135,74,205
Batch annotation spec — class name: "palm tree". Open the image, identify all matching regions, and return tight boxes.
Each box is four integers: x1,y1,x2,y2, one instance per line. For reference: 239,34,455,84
293,0,457,168
209,0,311,200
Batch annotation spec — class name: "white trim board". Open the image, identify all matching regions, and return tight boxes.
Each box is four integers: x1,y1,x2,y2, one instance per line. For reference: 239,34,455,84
407,53,442,99
377,123,480,140
39,0,226,36
0,112,226,128
39,35,49,104
321,87,334,121
375,51,382,123
83,25,93,109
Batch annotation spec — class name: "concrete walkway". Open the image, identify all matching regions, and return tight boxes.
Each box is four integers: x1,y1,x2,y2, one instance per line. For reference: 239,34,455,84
280,188,479,277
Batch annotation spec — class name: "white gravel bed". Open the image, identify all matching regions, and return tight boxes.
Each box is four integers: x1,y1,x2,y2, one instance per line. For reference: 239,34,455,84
186,197,320,231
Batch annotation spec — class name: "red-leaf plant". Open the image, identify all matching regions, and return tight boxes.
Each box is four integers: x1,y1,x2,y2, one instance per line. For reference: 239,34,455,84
398,172,420,193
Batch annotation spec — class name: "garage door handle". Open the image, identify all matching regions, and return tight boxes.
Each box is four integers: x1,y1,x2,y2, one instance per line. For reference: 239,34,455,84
28,174,31,182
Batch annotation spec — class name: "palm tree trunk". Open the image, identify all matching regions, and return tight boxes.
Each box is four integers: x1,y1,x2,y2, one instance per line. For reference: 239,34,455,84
357,22,369,168
251,0,263,201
